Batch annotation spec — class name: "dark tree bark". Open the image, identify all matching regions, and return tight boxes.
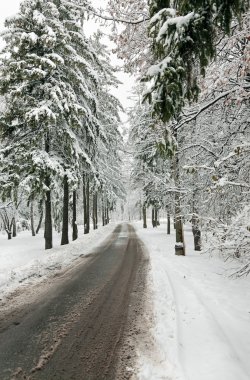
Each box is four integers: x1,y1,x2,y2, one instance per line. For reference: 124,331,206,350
44,178,53,249
106,206,109,224
152,207,158,227
102,197,105,226
93,194,96,230
192,213,201,251
30,200,36,237
12,217,17,237
167,210,171,235
61,175,69,245
86,178,90,233
93,193,98,230
191,179,201,251
72,190,78,241
95,193,98,229
44,134,53,250
36,201,43,234
173,144,185,256
152,208,155,227
83,175,87,232
143,204,147,228
83,175,90,234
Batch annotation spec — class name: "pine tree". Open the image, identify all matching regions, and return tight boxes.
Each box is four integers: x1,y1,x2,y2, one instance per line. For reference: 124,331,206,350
0,0,101,249
144,0,248,121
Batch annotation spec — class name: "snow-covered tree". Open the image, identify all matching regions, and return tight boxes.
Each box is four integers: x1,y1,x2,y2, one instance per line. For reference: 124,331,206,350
91,33,126,226
0,0,100,248
176,15,250,261
128,89,175,230
144,0,249,121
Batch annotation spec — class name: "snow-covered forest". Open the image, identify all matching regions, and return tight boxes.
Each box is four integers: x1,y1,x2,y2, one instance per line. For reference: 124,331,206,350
113,0,250,275
0,0,126,250
0,0,248,265
0,0,249,378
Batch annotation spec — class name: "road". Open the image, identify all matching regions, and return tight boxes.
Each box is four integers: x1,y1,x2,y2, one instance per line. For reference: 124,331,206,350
0,224,148,380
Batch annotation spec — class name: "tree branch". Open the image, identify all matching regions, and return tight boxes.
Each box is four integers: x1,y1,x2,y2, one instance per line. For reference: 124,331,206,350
175,84,250,131
88,10,149,25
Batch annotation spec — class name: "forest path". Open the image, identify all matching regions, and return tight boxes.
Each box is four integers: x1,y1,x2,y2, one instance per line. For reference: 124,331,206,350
0,224,148,380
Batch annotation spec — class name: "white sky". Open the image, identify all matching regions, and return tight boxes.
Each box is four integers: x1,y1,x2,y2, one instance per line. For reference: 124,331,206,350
0,0,135,125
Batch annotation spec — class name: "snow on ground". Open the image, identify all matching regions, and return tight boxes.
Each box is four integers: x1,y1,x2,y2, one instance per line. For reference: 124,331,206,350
134,220,250,380
1,220,250,380
0,223,115,301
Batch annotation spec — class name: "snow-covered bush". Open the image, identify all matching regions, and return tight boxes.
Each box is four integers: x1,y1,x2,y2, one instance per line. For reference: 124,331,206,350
203,206,250,276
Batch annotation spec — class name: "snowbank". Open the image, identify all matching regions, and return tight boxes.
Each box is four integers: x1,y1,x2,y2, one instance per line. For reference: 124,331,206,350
134,221,250,380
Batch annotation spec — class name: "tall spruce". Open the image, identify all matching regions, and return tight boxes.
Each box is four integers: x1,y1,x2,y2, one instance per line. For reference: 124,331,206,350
0,0,101,249
145,0,248,121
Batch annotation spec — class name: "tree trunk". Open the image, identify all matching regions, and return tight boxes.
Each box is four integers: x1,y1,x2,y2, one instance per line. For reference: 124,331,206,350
36,201,43,234
102,196,105,226
44,178,53,249
93,193,98,230
83,175,90,234
95,193,98,229
106,206,109,224
192,213,201,251
156,209,160,226
83,175,87,233
30,200,36,237
92,193,96,230
167,211,171,235
44,134,53,250
72,190,78,241
192,178,201,251
12,217,17,237
86,178,90,233
61,175,69,245
143,204,147,228
173,142,185,256
152,208,155,227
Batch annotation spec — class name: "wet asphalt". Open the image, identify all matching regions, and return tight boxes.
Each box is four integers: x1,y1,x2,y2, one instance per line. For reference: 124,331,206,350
0,224,146,380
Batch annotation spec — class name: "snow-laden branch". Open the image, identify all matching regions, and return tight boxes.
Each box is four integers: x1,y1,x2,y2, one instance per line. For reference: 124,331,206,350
0,201,13,210
214,144,250,167
175,84,250,130
63,1,149,25
180,144,218,159
183,164,215,172
88,10,149,25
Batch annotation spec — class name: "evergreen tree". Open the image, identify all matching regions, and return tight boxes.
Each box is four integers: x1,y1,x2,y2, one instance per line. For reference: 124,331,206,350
144,0,248,121
0,0,100,249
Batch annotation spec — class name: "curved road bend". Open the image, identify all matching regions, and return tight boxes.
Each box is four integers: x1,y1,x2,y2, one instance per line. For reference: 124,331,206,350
0,223,148,380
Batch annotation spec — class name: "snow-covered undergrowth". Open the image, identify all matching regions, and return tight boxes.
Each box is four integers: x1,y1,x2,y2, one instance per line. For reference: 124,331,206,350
0,224,115,301
134,221,250,380
203,206,250,277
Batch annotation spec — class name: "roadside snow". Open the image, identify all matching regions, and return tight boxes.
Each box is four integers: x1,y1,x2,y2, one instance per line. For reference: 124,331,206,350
1,220,250,380
0,224,115,301
134,221,250,380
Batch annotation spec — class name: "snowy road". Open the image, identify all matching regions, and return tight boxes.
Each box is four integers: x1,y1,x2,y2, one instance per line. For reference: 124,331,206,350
0,224,148,380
